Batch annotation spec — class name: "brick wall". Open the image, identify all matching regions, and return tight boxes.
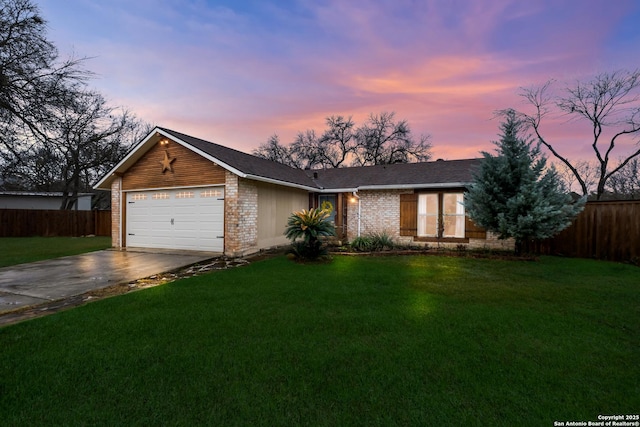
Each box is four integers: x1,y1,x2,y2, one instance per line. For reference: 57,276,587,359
224,172,259,256
111,176,122,248
469,232,515,251
346,189,515,251
346,190,409,243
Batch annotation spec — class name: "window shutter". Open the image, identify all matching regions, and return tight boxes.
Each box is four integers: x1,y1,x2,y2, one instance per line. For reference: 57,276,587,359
465,215,487,239
399,193,418,236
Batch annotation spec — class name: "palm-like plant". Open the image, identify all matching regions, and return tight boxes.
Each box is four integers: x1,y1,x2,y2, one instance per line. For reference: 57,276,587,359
285,207,335,260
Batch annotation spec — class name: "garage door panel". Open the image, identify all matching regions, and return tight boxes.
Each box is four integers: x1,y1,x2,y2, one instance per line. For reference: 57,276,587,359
126,187,224,252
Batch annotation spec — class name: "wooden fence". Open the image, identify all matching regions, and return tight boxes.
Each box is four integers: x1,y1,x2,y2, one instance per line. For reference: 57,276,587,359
524,200,640,263
0,209,111,237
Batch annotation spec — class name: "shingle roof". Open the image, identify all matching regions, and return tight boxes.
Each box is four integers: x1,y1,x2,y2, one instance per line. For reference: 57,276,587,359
95,126,482,191
306,159,482,189
159,128,316,189
162,127,482,191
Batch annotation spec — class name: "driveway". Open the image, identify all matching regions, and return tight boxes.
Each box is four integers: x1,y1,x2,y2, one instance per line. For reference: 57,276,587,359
0,249,217,317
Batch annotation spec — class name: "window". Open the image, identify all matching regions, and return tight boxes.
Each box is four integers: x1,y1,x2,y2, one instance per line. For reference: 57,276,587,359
417,194,438,236
442,193,465,238
175,191,194,199
409,192,465,239
200,189,223,198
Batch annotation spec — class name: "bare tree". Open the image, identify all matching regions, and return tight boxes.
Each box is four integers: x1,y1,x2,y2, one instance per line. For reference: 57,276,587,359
0,0,89,137
514,70,640,200
254,112,431,169
553,160,599,196
606,157,640,199
290,130,323,170
317,115,357,168
353,112,432,166
252,134,298,167
3,89,144,209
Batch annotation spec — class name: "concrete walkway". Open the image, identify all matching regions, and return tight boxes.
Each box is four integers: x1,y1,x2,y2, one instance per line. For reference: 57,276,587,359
0,249,217,316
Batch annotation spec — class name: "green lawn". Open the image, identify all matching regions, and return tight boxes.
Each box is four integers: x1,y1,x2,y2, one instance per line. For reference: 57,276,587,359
0,255,637,426
0,236,111,268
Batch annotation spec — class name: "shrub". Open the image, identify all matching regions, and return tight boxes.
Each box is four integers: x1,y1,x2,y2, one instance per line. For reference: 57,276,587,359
350,236,374,252
370,232,395,251
349,232,395,252
285,208,335,261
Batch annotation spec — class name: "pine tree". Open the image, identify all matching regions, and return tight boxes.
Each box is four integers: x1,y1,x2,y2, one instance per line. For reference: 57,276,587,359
465,110,585,254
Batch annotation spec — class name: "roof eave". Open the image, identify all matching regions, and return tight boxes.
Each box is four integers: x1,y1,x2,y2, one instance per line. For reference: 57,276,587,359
356,182,472,191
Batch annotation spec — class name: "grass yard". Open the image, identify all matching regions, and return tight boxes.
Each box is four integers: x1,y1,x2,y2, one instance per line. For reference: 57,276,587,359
0,255,638,426
0,236,111,268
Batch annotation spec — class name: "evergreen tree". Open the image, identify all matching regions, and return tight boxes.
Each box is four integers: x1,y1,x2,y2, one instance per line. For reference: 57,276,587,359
465,110,585,254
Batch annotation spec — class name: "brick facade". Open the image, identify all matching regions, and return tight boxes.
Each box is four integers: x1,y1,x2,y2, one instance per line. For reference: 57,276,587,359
110,176,122,248
224,172,259,256
346,189,515,251
468,232,515,251
346,190,409,243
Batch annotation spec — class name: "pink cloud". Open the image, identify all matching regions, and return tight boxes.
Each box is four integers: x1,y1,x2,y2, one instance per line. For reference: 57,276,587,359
42,0,640,165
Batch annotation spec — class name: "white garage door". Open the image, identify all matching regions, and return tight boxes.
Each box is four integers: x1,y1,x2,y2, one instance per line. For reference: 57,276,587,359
126,187,224,252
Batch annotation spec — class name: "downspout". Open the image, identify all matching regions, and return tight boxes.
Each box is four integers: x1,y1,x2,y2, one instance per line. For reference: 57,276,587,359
352,190,361,237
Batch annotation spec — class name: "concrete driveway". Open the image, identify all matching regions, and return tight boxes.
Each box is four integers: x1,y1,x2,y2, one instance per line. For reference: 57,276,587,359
0,249,217,316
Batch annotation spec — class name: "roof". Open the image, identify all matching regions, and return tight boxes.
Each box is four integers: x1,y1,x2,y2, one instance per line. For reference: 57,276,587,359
95,126,481,192
307,159,482,190
159,128,315,189
0,191,93,197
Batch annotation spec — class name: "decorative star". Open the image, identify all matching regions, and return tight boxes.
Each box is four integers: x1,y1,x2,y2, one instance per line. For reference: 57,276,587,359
160,150,176,173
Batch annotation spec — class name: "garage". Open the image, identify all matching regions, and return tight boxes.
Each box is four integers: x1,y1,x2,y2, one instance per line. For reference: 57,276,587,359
125,186,224,252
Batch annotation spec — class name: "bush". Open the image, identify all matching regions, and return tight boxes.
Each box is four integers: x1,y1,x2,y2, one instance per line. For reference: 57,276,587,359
285,208,335,261
350,236,374,252
349,232,395,252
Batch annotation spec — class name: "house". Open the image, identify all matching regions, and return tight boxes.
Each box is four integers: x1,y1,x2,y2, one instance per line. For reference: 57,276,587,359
95,127,512,256
0,191,93,211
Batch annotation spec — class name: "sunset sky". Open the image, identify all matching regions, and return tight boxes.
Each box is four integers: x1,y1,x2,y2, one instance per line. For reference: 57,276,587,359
40,0,640,162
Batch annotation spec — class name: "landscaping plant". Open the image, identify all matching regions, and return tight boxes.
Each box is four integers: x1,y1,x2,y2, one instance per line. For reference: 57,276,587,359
284,207,335,260
466,109,585,254
349,232,395,252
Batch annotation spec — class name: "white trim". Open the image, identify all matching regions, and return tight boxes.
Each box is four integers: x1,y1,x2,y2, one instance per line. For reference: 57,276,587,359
357,182,471,191
121,183,225,193
161,129,247,178
94,129,156,189
119,183,123,247
316,187,358,193
310,183,471,193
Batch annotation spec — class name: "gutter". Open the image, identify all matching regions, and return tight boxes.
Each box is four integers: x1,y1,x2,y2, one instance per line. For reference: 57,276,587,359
356,182,472,191
352,190,361,237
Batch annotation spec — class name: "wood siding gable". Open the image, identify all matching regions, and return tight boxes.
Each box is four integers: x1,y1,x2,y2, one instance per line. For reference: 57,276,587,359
122,140,226,190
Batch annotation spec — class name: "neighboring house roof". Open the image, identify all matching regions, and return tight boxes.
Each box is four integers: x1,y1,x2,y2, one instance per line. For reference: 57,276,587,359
0,191,94,197
94,126,482,192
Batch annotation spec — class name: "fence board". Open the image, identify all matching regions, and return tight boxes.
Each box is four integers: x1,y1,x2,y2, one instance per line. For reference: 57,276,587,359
526,200,640,263
0,209,111,237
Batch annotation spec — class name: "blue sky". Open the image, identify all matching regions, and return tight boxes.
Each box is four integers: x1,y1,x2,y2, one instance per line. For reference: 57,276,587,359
40,0,640,161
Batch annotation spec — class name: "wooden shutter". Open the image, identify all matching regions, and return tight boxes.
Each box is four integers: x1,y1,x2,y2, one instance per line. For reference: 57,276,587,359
465,215,487,239
399,193,418,236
